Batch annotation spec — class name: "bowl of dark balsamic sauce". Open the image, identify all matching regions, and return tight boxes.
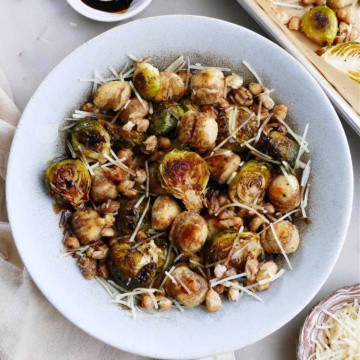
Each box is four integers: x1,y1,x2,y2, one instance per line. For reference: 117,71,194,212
67,0,153,22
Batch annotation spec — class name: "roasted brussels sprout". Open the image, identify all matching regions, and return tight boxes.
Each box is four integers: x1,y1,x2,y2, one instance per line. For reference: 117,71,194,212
70,119,111,162
159,150,210,211
169,211,208,254
114,127,146,151
207,231,263,270
71,208,106,245
116,197,151,235
108,238,168,289
257,131,299,166
217,106,256,152
93,81,131,111
149,103,184,136
228,160,271,204
261,221,300,254
151,195,182,231
45,159,91,207
132,62,161,100
181,98,200,112
267,174,301,212
301,6,338,46
164,266,209,307
152,71,186,103
119,98,149,123
190,68,225,105
177,111,218,152
206,149,241,184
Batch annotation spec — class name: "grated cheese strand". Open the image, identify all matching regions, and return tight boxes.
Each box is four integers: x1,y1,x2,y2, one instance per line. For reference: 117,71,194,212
270,223,293,270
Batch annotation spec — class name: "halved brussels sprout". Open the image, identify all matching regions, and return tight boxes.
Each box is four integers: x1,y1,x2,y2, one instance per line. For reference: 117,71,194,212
206,231,263,270
70,119,111,162
301,6,338,46
181,98,200,112
149,103,184,135
257,131,299,166
217,106,256,152
114,128,146,151
228,160,271,204
108,238,168,290
45,159,91,207
116,197,151,235
132,62,161,100
159,150,209,211
322,42,360,83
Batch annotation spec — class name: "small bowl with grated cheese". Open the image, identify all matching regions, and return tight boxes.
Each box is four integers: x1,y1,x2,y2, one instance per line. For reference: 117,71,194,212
298,284,360,360
6,16,354,359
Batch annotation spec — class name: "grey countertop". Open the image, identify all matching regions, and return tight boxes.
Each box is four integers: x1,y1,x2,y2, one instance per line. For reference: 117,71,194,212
1,1,359,359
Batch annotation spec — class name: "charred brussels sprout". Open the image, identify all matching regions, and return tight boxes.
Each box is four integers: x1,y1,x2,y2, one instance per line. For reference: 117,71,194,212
228,160,271,204
159,150,209,211
206,231,263,270
70,119,111,162
301,6,338,46
45,159,91,207
132,62,161,100
114,128,146,151
257,131,299,166
149,103,184,136
108,238,168,289
181,98,200,112
116,197,151,235
217,106,256,152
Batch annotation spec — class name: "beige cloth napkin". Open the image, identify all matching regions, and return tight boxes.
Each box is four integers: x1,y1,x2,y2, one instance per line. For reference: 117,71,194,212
0,68,236,360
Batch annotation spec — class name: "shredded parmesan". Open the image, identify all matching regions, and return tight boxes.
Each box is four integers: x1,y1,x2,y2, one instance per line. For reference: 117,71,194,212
134,194,146,209
270,223,293,270
294,123,309,170
243,60,263,85
166,55,185,72
273,2,303,9
226,171,237,185
190,64,231,72
128,199,151,243
145,161,149,198
129,81,147,109
216,203,270,224
210,272,246,287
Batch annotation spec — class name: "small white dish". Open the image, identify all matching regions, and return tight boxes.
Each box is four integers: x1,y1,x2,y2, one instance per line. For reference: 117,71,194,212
6,15,353,359
67,0,152,22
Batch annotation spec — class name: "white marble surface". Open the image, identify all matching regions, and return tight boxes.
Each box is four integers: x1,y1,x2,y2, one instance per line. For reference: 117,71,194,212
1,0,359,359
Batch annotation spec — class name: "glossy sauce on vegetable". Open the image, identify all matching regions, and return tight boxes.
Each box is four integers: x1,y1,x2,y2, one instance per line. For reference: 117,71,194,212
81,0,133,13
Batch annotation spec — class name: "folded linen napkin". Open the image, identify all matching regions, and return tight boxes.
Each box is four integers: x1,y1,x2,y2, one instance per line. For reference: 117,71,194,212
0,68,236,360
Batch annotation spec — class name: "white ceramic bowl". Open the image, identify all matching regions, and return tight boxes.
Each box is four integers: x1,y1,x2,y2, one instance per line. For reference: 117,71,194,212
6,16,353,359
67,0,152,22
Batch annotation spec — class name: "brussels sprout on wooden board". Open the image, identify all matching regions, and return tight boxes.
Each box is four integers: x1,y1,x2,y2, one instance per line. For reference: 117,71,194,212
45,54,311,316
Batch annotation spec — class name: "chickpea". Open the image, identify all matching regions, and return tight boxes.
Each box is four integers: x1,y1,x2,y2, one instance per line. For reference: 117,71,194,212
272,104,288,121
288,16,301,31
249,216,266,232
206,149,241,184
327,0,356,9
206,289,222,312
82,102,97,112
256,261,278,291
117,180,135,194
170,212,208,254
233,86,253,106
71,209,106,245
152,71,186,103
156,295,172,311
134,119,150,133
141,294,155,310
177,111,218,152
245,258,260,282
263,202,275,214
267,174,301,212
164,266,209,307
86,243,109,260
258,93,275,110
213,284,225,295
302,0,316,5
151,195,182,231
262,221,300,254
116,148,133,166
98,200,120,214
134,168,147,184
119,98,149,123
190,68,225,105
228,280,241,301
93,81,131,112
122,121,135,132
336,5,356,25
158,136,171,150
248,82,263,96
78,256,97,280
64,236,80,249
225,73,243,96
142,135,158,154
103,166,127,183
214,264,227,279
97,262,109,279
91,173,118,203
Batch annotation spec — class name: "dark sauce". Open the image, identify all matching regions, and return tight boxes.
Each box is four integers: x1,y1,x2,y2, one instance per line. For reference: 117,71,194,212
81,0,133,13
